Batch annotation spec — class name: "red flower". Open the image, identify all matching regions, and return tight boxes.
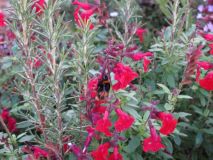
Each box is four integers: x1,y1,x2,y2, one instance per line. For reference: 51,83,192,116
143,127,165,152
33,56,43,68
1,108,9,120
83,126,95,152
108,146,123,160
112,63,138,91
22,146,49,159
32,0,45,15
202,33,213,41
143,57,151,73
0,12,6,27
69,143,82,158
91,142,110,160
197,61,213,70
6,30,16,40
73,2,96,30
0,108,17,133
199,71,213,91
63,136,71,153
92,103,106,114
72,0,94,10
135,28,146,43
114,108,134,132
32,146,49,159
157,112,177,135
143,134,165,152
128,52,153,61
208,43,213,55
95,111,112,136
196,61,213,82
87,77,99,98
7,117,17,133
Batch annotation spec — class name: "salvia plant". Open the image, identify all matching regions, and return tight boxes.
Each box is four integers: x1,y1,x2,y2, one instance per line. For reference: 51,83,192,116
0,0,212,160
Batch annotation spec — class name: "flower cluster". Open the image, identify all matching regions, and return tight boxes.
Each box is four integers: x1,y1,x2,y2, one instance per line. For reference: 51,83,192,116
142,103,178,152
195,33,213,91
72,0,98,29
0,108,17,133
32,0,46,16
22,145,49,159
91,143,123,160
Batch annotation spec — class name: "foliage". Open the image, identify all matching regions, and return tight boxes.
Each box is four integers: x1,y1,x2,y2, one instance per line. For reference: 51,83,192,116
0,0,212,160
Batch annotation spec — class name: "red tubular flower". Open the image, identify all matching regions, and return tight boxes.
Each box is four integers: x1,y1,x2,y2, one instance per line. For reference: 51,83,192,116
95,111,112,136
197,61,213,70
7,117,17,133
114,108,134,132
72,0,94,10
143,135,165,152
126,45,138,52
208,43,213,55
87,77,99,98
0,12,6,27
73,1,96,30
202,33,213,41
143,57,151,73
32,0,45,15
83,126,95,153
135,28,146,43
6,30,16,41
92,103,106,114
108,146,123,160
32,146,49,159
199,71,213,91
128,52,153,61
63,136,71,153
91,142,110,160
1,108,9,120
22,146,49,159
33,56,43,68
112,63,138,91
196,61,213,82
157,112,177,135
143,127,165,152
0,108,17,133
69,143,83,158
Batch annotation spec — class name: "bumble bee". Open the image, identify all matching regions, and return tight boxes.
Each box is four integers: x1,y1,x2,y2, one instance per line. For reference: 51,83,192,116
96,74,110,100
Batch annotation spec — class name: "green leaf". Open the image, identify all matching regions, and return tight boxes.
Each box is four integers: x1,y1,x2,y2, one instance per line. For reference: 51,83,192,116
164,103,173,110
16,121,33,129
173,135,181,146
157,83,171,94
17,132,27,139
0,57,13,70
167,74,175,88
177,112,191,118
132,153,143,160
202,128,213,135
123,107,141,120
123,136,141,153
18,135,35,142
195,132,203,148
163,138,173,154
164,27,172,41
142,111,150,122
177,95,193,99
